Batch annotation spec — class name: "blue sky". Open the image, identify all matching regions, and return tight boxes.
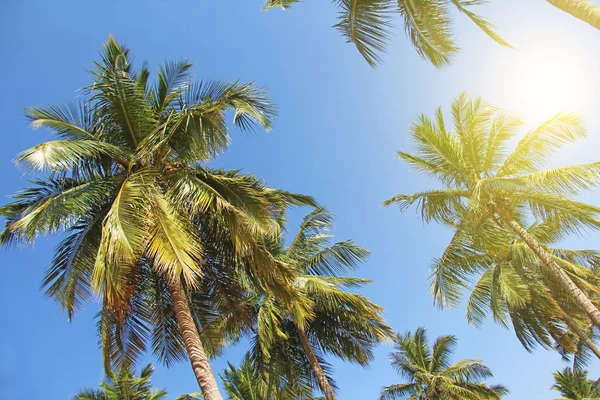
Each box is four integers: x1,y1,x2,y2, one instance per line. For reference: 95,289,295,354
1,0,600,399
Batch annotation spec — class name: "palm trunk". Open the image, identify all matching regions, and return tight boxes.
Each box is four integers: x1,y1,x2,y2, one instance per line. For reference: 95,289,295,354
559,307,600,359
167,278,224,400
295,324,336,400
546,0,600,30
499,214,600,328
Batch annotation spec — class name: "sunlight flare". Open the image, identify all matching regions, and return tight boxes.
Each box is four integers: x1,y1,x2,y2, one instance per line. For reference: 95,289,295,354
505,48,592,126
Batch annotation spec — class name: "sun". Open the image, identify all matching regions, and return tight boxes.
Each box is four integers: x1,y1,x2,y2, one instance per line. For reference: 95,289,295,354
500,47,592,126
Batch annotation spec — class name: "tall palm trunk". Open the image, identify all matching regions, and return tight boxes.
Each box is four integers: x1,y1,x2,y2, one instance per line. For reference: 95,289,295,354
499,214,600,329
295,324,336,400
558,305,600,360
167,278,224,400
546,0,600,30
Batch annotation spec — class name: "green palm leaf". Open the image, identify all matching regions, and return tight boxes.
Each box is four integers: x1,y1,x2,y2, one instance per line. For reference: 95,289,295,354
17,140,130,171
333,0,393,66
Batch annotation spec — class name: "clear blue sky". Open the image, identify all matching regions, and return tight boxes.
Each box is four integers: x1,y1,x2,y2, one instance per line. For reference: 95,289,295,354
1,1,600,399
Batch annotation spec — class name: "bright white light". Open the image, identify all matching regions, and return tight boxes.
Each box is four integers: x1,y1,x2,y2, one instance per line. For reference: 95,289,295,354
501,47,591,126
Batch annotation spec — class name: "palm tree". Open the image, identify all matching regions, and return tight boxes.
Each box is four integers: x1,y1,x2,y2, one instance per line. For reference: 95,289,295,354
73,363,168,400
385,93,600,329
0,37,314,400
547,0,600,30
264,0,509,67
428,215,600,360
233,208,393,400
552,367,600,400
379,328,508,399
220,353,323,400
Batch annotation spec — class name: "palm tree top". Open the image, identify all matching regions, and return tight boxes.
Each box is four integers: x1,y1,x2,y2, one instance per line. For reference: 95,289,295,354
220,354,325,400
221,208,393,400
73,363,204,400
385,92,600,236
380,327,508,400
72,363,168,400
552,367,600,400
1,35,313,300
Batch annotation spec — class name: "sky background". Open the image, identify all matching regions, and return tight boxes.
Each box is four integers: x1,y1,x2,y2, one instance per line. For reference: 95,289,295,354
1,0,600,399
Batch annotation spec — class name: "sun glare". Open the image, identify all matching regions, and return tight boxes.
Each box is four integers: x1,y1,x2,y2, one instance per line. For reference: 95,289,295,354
501,48,592,126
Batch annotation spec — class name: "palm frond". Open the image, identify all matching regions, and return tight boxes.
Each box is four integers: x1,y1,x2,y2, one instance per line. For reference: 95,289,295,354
148,273,187,366
43,210,107,318
520,162,600,195
384,189,467,224
498,113,586,176
16,140,130,171
449,0,512,48
443,359,494,381
4,176,120,242
182,80,276,132
26,102,98,140
92,172,151,300
72,388,108,400
305,240,370,276
430,334,457,373
155,60,192,112
333,0,393,66
145,184,203,287
378,383,419,400
401,111,470,185
430,222,489,308
89,36,156,148
397,0,457,67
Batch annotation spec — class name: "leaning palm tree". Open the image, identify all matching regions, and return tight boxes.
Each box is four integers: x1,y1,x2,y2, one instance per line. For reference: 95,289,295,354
429,214,600,360
379,328,508,399
238,208,393,400
385,93,600,329
73,364,167,400
0,37,314,400
552,367,600,400
264,0,509,67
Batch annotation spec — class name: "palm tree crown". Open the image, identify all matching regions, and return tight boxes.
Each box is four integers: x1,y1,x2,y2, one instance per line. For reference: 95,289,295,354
73,364,167,400
386,92,600,330
552,367,600,400
220,354,324,400
379,328,508,399
230,208,393,399
0,36,314,400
